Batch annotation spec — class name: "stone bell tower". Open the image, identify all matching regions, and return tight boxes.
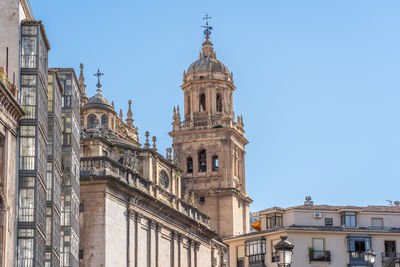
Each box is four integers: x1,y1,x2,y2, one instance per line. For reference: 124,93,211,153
169,19,252,238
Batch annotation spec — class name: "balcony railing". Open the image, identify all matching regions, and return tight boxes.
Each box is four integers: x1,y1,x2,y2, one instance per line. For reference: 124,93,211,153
349,251,368,264
309,250,331,262
381,252,400,263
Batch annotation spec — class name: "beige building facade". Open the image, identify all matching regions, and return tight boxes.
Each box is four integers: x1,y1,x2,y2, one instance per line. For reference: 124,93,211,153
0,0,33,86
225,197,400,267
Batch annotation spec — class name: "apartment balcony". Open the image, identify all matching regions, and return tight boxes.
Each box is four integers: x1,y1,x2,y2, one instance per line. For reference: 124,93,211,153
309,250,331,263
381,252,400,264
349,251,372,265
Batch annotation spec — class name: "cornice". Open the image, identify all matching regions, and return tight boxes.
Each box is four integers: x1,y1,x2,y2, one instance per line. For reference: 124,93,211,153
169,126,249,145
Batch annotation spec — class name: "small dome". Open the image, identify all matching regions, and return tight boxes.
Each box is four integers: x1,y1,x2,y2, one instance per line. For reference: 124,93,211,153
186,39,230,76
82,91,114,112
187,57,230,75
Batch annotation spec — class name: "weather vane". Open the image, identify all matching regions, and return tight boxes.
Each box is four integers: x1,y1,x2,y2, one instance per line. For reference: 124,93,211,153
94,69,104,93
201,13,213,39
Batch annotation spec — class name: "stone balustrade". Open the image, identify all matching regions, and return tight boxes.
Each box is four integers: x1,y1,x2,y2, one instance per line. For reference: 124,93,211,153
80,156,210,227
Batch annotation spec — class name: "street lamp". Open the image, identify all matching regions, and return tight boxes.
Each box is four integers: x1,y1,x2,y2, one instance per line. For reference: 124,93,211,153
274,236,294,267
363,250,376,265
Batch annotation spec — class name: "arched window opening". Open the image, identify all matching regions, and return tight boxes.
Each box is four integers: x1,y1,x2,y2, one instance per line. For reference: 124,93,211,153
199,94,206,112
187,157,193,174
101,114,108,128
159,170,169,189
216,94,223,112
88,114,97,129
212,155,219,171
198,149,207,172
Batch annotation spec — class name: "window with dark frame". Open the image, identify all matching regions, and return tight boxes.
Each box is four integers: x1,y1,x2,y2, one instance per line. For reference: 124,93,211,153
212,155,219,171
198,150,207,172
20,75,37,119
325,217,333,226
159,170,169,189
199,196,205,204
341,212,356,227
101,114,108,128
199,94,206,112
245,238,266,265
87,114,97,129
266,213,283,229
347,236,371,263
187,157,193,173
384,241,396,257
19,126,36,170
216,94,223,112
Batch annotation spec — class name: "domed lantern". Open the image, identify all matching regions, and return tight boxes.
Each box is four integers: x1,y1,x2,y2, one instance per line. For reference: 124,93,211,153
274,236,294,267
363,250,376,264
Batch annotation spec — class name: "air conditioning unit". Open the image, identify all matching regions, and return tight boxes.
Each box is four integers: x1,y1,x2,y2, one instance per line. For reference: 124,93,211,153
313,212,323,219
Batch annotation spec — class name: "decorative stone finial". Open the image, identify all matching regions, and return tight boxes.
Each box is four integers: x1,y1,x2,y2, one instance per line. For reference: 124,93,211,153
126,99,133,127
152,136,157,151
144,131,150,148
79,63,85,86
119,109,123,119
111,101,114,108
200,39,216,59
176,105,181,121
166,148,172,161
78,63,88,105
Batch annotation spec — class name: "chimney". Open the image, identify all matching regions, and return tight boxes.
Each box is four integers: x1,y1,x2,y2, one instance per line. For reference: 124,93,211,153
304,196,314,206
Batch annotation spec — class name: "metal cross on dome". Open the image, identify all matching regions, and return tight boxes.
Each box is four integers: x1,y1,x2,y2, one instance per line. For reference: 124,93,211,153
94,69,104,93
202,13,213,39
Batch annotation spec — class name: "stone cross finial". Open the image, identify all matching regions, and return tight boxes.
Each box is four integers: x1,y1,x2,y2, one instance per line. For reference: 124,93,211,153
93,69,104,93
202,13,213,41
144,131,150,148
152,136,157,151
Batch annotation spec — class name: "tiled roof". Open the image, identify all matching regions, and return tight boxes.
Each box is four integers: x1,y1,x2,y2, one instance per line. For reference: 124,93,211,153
224,225,400,241
259,205,400,214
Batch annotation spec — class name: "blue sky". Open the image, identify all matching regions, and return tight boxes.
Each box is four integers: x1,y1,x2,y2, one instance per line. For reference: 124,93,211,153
31,0,400,211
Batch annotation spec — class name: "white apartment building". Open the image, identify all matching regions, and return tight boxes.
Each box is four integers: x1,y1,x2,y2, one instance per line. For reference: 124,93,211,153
225,197,400,267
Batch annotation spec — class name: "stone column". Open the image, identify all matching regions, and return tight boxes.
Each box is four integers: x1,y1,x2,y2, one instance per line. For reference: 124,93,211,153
170,231,175,267
211,244,217,267
194,241,200,267
177,233,182,267
129,210,138,267
134,212,141,267
188,239,192,267
155,223,161,267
